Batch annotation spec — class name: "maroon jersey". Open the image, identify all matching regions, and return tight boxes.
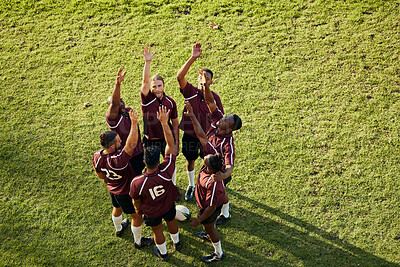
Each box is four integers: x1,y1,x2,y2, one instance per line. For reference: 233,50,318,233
141,92,178,140
129,154,179,218
93,148,135,195
194,164,226,210
179,82,224,138
105,107,144,157
206,108,235,166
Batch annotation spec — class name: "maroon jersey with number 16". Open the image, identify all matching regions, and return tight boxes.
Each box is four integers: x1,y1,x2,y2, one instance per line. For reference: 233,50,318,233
129,154,179,218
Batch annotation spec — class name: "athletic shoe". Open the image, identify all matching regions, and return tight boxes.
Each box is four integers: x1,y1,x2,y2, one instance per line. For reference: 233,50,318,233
153,245,170,261
196,231,210,242
201,252,224,263
215,215,230,226
174,241,182,251
185,186,195,201
115,219,129,237
134,237,154,248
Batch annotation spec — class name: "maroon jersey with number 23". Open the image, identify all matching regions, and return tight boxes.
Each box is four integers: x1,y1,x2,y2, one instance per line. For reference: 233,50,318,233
92,148,135,195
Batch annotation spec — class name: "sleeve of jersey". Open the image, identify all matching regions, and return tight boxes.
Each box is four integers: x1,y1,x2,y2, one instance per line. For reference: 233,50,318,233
180,82,197,98
210,107,224,125
140,91,154,104
92,153,100,172
214,93,224,115
203,142,217,157
105,113,121,128
159,154,176,177
109,149,132,169
223,137,235,166
129,180,140,200
206,181,225,207
171,99,178,119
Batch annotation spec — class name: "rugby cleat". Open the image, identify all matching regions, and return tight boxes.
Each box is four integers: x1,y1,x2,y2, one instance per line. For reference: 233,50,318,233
135,236,154,248
196,231,211,242
184,186,195,201
215,215,230,226
174,241,182,251
201,252,224,263
116,219,129,237
153,245,170,261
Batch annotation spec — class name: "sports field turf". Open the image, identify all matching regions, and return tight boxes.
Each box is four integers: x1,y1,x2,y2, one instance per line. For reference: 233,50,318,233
1,0,399,266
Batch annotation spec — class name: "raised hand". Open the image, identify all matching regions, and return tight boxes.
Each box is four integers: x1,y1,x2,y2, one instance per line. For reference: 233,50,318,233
157,105,171,124
192,42,202,58
116,67,126,84
141,45,155,62
183,101,195,118
211,172,225,182
129,109,139,125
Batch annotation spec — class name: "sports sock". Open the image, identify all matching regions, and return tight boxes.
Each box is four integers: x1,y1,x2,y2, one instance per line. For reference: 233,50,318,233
187,169,195,187
172,167,177,186
156,242,168,255
112,214,123,232
212,241,223,257
132,225,142,245
221,202,230,218
170,231,180,244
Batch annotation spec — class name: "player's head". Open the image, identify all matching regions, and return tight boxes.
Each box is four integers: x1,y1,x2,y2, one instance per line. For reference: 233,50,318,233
100,131,121,150
107,96,126,114
144,146,161,169
197,68,213,88
204,153,224,173
216,114,242,133
151,75,165,99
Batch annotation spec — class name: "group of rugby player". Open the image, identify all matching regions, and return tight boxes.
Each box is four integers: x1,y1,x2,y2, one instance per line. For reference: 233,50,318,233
92,43,242,263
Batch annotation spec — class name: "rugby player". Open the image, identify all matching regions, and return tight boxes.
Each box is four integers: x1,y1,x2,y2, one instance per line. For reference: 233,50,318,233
130,106,181,262
140,46,179,185
92,109,154,248
176,42,224,201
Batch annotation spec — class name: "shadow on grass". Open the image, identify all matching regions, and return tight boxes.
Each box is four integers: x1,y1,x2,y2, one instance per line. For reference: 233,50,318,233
219,188,399,267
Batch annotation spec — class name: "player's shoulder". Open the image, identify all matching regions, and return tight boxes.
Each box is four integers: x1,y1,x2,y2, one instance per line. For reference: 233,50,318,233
159,154,175,171
211,90,220,98
132,174,145,183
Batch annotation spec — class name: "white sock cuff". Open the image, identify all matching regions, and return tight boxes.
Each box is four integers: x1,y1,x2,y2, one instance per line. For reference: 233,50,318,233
156,242,168,255
131,225,143,244
172,167,177,185
221,202,230,217
187,169,196,187
112,215,123,231
212,241,223,256
170,232,180,243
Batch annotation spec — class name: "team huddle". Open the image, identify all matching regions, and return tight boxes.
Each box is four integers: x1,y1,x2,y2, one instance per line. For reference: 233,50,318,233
92,43,242,263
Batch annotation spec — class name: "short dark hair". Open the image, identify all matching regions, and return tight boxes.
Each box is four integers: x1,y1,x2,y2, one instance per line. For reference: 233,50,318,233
152,75,165,85
100,131,117,148
144,146,160,169
201,68,213,79
205,153,224,172
232,115,242,131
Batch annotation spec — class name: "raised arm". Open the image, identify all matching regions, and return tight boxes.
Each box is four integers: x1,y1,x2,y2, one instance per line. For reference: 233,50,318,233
106,68,126,119
157,106,176,155
171,117,180,153
124,109,140,155
140,46,155,96
177,42,202,89
201,69,217,113
184,101,207,147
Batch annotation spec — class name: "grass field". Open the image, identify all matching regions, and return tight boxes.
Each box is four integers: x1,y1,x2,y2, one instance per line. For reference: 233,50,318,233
1,0,400,266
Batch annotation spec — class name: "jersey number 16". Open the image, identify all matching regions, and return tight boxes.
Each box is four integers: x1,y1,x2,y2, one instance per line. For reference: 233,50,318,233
149,185,165,200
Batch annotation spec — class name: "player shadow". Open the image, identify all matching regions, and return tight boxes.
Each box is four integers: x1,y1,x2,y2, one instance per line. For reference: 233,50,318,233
214,189,399,267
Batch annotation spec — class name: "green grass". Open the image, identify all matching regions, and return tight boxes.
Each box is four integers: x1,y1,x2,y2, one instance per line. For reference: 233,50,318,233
1,0,400,266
